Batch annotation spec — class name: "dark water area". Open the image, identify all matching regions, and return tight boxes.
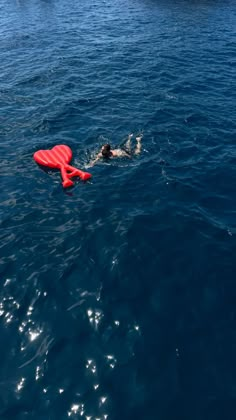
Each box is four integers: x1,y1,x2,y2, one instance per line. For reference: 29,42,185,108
0,0,236,418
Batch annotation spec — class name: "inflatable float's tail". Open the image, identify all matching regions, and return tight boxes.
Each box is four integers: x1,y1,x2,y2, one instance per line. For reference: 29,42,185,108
60,164,92,188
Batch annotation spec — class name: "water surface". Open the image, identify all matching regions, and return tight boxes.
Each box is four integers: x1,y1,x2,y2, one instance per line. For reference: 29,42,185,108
0,0,236,418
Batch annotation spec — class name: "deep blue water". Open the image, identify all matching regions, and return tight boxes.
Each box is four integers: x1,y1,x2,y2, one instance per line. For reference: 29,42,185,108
0,0,236,418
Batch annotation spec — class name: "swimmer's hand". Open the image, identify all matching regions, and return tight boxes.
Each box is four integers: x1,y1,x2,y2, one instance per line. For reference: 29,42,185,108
88,153,102,167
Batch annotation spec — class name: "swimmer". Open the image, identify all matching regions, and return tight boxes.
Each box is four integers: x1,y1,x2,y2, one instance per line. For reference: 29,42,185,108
90,134,142,166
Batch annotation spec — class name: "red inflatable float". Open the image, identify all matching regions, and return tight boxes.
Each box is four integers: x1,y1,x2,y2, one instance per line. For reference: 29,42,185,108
33,145,92,188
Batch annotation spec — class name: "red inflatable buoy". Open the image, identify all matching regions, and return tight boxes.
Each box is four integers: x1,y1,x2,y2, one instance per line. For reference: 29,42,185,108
33,145,92,188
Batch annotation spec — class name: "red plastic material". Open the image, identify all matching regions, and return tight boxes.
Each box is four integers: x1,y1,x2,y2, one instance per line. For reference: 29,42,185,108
34,145,92,188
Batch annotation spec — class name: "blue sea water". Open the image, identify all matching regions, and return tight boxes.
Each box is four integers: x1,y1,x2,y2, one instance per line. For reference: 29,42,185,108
0,0,236,418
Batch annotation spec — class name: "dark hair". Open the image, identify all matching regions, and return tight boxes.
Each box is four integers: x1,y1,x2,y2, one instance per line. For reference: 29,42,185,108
102,144,111,158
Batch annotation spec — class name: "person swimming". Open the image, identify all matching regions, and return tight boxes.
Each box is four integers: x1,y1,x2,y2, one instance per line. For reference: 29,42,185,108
90,134,142,166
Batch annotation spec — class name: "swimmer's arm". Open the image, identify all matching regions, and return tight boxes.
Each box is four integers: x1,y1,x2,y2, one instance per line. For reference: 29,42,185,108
89,152,102,167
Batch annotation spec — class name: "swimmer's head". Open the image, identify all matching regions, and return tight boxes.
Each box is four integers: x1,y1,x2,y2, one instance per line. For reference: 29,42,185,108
101,144,111,158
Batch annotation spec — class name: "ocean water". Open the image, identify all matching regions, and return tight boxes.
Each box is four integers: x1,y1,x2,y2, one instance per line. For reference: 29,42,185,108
0,0,236,418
